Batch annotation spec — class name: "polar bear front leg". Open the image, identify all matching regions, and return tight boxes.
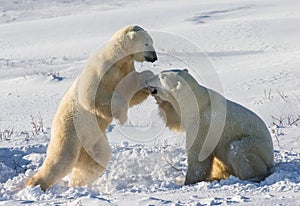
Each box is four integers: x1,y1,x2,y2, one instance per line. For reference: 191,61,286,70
111,92,128,125
129,89,150,107
129,70,154,107
26,131,82,191
184,152,214,185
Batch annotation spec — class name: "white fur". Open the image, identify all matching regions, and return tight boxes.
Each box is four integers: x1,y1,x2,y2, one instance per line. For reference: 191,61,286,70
26,25,157,191
147,69,274,184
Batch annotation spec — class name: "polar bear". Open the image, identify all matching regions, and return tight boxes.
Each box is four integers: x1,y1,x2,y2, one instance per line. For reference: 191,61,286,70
26,25,157,191
146,69,274,184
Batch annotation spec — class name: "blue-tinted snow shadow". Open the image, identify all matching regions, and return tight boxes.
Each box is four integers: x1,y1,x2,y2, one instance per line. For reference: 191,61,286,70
186,6,252,24
0,145,47,183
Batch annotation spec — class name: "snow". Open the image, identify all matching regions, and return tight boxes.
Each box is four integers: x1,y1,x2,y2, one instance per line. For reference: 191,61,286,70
0,0,300,205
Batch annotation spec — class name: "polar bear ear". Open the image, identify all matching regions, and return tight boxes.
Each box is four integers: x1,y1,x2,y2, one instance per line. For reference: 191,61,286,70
131,25,144,32
128,25,145,40
128,31,137,40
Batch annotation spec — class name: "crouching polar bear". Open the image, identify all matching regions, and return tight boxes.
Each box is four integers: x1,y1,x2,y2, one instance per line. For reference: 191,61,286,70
26,25,157,191
146,69,274,184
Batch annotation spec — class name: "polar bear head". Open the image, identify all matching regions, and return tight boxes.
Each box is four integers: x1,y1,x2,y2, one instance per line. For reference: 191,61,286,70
110,25,157,63
146,69,202,134
145,69,199,116
146,69,190,103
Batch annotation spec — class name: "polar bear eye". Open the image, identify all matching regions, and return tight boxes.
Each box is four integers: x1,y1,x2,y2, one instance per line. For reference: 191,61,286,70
145,43,149,46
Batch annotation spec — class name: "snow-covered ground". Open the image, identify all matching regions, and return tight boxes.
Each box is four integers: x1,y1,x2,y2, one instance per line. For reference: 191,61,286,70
0,0,299,205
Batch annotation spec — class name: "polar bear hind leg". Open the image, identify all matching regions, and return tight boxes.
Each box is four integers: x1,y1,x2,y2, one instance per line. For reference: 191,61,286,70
209,157,231,181
227,137,270,181
26,134,82,191
69,148,106,187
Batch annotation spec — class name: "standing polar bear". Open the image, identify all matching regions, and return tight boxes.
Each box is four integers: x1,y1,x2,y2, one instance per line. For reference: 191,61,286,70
26,25,157,191
146,69,274,184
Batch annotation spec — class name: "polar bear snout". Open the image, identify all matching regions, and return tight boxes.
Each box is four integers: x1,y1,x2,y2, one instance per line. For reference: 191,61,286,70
145,75,166,100
148,86,158,95
143,85,158,96
145,85,164,104
144,51,157,62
